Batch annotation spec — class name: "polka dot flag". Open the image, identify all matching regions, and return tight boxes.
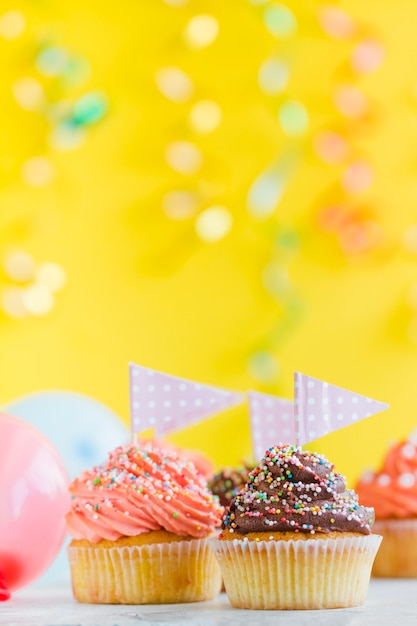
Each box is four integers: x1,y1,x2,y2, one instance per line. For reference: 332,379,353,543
295,372,389,446
249,390,294,461
129,362,245,438
249,372,389,461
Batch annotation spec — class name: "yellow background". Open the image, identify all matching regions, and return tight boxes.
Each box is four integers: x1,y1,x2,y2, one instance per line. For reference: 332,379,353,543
2,0,417,486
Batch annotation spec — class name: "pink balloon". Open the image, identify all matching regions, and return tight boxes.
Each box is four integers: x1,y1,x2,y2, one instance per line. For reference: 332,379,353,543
0,414,69,599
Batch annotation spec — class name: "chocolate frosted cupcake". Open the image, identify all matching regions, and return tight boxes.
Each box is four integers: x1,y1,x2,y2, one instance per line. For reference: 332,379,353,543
210,444,381,610
208,464,253,507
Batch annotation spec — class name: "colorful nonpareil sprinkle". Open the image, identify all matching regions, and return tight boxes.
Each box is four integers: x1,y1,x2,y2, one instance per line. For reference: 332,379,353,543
223,444,374,536
65,442,223,543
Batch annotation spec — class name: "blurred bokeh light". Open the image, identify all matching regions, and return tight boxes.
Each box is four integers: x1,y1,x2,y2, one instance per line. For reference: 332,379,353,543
1,0,417,483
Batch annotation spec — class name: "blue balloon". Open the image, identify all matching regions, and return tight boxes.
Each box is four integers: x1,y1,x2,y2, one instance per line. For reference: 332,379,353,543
2,391,129,588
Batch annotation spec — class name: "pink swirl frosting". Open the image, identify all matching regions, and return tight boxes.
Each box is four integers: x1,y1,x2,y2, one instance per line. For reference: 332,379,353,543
356,439,417,519
65,443,223,543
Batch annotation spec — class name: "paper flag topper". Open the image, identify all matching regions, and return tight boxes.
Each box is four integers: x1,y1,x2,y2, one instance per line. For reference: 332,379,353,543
248,372,389,460
294,372,389,446
129,363,245,437
249,390,294,461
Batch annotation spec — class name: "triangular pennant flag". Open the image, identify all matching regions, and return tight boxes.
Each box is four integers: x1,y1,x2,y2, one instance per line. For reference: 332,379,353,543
247,374,389,456
248,390,294,461
129,363,245,438
294,371,389,446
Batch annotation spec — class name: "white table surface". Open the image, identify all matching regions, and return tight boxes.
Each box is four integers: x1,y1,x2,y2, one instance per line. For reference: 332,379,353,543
2,580,417,626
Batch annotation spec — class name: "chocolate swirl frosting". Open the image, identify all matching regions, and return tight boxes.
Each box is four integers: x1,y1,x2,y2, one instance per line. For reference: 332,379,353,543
223,445,374,535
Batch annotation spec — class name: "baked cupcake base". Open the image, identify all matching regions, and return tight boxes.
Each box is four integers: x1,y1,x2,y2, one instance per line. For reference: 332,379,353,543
372,519,417,577
210,530,381,610
68,530,222,604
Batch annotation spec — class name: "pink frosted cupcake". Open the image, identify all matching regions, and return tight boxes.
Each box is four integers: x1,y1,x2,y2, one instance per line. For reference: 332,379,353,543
356,435,417,577
65,442,223,604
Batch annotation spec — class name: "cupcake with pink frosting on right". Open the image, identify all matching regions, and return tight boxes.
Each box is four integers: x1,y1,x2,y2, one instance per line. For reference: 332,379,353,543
356,429,417,577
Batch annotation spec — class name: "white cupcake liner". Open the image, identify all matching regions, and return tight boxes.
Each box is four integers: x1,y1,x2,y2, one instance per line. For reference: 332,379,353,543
68,537,222,604
210,534,382,610
372,519,417,577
